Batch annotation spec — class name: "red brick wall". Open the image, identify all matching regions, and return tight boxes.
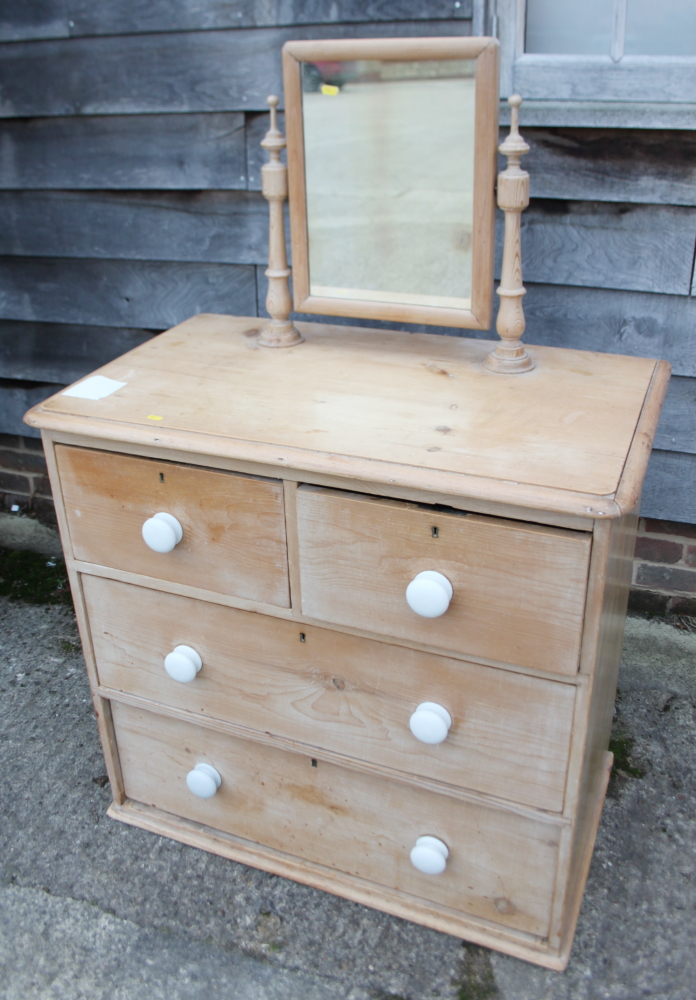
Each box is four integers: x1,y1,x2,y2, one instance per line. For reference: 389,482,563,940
1,434,695,616
0,433,55,525
630,519,696,617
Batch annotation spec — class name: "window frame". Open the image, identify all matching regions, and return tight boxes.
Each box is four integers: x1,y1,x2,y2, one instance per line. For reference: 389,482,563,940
481,0,696,128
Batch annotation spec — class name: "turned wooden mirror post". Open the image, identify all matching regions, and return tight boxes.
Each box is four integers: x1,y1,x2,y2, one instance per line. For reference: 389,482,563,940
484,95,535,375
258,95,303,348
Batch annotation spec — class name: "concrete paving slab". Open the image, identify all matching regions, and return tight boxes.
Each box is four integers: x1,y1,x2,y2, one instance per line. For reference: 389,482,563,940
1,598,695,999
0,884,373,1000
0,513,62,558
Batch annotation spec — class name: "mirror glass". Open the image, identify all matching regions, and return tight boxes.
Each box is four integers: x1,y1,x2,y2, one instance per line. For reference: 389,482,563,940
301,58,476,311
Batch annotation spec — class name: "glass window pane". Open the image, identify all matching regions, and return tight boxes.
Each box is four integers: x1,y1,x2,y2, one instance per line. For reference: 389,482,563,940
525,0,614,55
625,0,696,55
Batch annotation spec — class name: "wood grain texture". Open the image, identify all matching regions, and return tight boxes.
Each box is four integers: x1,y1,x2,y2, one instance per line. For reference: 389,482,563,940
614,360,671,518
111,700,560,938
0,0,68,41
7,1,471,41
0,379,63,437
0,21,471,119
68,555,581,680
0,321,156,384
3,192,692,301
520,283,696,379
499,99,696,131
655,377,696,455
500,201,696,296
42,435,127,802
246,111,284,191
0,191,269,264
26,315,659,516
297,486,590,675
514,55,696,107
55,446,290,606
0,113,247,190
565,515,637,930
84,574,576,812
0,258,257,328
641,449,696,524
45,430,596,533
109,797,569,968
522,129,696,208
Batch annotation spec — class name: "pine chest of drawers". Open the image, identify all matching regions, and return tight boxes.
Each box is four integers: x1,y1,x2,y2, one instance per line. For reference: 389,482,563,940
26,313,669,969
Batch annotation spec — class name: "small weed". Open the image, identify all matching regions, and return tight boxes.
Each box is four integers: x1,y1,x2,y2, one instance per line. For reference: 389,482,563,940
608,731,646,796
609,733,646,779
0,547,72,606
60,639,79,655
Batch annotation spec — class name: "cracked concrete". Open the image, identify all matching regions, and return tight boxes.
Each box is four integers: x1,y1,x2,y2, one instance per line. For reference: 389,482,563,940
1,599,695,999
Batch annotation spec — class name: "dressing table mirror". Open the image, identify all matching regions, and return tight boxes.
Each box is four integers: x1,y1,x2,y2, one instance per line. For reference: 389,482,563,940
25,34,669,973
283,38,498,330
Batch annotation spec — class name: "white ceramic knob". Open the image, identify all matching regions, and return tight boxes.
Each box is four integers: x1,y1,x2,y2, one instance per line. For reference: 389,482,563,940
164,645,202,684
142,512,183,553
406,571,453,618
186,763,221,799
409,702,452,745
410,836,449,875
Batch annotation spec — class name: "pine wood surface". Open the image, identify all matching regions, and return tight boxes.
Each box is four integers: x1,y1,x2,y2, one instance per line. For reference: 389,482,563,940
45,430,594,531
297,486,590,675
55,445,290,607
83,574,576,812
111,700,560,938
26,314,660,517
69,556,584,686
109,796,573,968
569,514,638,892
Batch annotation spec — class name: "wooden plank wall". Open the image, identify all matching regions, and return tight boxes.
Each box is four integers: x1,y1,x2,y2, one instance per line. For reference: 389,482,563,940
0,1,694,523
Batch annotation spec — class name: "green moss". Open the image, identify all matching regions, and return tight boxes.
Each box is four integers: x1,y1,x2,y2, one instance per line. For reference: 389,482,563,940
458,946,499,1000
0,547,72,607
609,733,645,779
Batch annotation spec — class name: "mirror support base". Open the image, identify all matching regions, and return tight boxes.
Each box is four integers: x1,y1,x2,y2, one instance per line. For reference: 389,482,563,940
258,95,304,349
484,95,534,375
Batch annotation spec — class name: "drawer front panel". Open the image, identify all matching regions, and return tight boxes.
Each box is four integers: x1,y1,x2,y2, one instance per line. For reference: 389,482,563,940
85,576,575,812
297,487,591,675
56,446,289,607
112,702,559,938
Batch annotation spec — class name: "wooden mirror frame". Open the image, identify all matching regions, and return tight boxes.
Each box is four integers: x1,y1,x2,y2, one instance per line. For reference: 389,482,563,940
282,37,500,330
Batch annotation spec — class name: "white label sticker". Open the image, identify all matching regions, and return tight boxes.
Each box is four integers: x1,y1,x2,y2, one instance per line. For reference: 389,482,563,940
62,376,127,400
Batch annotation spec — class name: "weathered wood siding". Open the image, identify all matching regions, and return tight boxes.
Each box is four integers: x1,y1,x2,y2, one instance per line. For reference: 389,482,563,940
0,2,694,522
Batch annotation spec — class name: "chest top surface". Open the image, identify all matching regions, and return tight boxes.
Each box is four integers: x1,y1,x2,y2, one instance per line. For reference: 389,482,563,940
26,313,667,519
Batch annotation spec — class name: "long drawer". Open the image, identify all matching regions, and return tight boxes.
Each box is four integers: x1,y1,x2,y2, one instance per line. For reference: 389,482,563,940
112,702,561,939
56,446,290,607
85,575,576,812
296,486,591,675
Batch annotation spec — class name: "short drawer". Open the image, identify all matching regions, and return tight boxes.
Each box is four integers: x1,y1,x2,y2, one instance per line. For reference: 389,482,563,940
86,576,576,812
56,446,289,607
297,486,591,675
112,702,560,939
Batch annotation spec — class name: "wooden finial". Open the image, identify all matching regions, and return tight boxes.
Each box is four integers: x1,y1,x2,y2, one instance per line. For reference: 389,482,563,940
483,94,534,374
257,95,303,348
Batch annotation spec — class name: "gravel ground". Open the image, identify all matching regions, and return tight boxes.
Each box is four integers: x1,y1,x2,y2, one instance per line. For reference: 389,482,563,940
1,598,694,1000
